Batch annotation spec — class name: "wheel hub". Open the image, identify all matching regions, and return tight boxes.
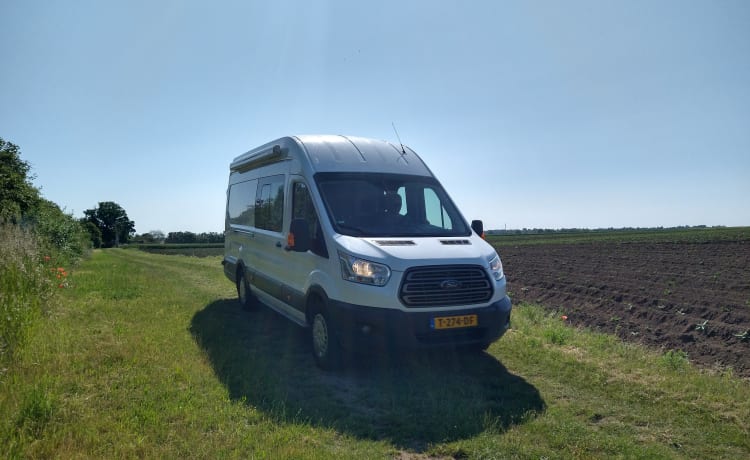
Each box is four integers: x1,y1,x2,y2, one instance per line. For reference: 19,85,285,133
312,314,329,358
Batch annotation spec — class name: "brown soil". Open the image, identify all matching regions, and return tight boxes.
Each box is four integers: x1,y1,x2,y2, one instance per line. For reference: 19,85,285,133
498,241,750,376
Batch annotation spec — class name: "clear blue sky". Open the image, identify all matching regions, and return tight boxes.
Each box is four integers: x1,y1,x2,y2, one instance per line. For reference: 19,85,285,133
2,0,748,234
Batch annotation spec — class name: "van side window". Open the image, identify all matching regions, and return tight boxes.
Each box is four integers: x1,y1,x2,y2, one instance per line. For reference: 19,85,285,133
424,187,453,230
292,182,328,258
227,179,258,227
255,175,285,232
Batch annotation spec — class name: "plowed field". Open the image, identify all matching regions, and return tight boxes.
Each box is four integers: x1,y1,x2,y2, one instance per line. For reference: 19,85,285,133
496,235,750,376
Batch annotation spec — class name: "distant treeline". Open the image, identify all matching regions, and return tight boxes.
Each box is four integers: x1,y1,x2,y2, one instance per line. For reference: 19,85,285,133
131,225,730,243
131,231,224,244
166,231,224,244
487,225,719,235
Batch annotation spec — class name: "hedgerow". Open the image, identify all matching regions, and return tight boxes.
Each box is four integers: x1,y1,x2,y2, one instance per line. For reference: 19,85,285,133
0,137,89,370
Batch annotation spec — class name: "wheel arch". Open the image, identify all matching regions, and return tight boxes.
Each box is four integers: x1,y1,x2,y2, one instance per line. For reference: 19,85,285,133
304,285,329,325
235,259,249,281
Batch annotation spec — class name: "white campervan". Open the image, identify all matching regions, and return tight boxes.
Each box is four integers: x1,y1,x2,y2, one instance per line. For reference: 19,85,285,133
223,135,511,369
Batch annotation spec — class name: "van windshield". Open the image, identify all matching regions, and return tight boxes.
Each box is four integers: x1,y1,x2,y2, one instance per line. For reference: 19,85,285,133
315,172,471,238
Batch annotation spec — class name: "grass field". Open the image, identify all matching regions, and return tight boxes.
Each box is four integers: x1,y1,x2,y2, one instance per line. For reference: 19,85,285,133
1,249,749,458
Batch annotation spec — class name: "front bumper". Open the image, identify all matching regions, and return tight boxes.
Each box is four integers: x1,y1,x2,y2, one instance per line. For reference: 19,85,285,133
326,296,512,352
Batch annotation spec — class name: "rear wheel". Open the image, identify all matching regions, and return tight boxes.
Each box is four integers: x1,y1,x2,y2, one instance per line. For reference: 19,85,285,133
310,300,343,371
236,269,257,311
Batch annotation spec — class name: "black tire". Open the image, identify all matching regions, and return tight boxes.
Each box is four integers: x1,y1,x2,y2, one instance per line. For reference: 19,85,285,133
236,269,257,311
309,299,343,371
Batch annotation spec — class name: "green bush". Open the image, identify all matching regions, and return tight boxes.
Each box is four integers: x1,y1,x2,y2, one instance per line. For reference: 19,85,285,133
31,200,90,265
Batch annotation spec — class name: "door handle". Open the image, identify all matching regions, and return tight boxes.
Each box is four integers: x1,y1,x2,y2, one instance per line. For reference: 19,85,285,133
276,241,282,248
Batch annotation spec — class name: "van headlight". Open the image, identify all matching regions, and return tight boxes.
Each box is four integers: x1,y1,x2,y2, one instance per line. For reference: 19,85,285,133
488,254,504,281
339,251,391,286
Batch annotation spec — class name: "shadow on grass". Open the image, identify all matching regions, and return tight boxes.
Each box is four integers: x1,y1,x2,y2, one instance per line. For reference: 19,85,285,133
191,299,545,450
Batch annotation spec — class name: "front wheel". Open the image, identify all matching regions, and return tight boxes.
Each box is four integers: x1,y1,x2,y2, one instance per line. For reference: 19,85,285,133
310,307,343,371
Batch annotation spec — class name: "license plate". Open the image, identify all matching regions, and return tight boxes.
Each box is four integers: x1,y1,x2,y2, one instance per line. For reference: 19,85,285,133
431,314,478,330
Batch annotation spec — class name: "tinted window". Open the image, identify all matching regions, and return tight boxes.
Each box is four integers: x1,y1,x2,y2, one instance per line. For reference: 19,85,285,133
424,187,453,230
227,179,258,227
293,181,327,257
255,175,285,232
293,182,317,225
315,172,469,237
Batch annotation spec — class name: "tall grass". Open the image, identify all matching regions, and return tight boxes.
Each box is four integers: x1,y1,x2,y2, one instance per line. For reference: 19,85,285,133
1,138,89,373
0,210,84,371
0,225,53,367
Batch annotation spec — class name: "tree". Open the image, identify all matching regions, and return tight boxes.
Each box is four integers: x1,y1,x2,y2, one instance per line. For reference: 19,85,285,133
83,202,135,247
148,230,166,243
130,230,165,244
0,137,41,223
81,220,103,248
166,231,196,244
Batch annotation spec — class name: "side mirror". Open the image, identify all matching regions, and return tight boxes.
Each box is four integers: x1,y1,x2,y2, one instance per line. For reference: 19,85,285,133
287,219,311,252
471,220,485,239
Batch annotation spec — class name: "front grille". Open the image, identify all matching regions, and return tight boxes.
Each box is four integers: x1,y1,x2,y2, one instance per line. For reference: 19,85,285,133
399,265,493,307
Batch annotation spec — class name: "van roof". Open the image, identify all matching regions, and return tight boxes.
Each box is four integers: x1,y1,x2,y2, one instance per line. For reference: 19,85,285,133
230,135,433,176
296,135,433,176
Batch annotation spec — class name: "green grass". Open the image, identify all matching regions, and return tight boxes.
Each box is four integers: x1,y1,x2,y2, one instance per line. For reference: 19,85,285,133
1,249,749,458
487,226,750,246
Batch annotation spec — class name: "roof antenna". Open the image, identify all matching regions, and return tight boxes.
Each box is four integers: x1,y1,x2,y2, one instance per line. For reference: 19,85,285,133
391,122,406,155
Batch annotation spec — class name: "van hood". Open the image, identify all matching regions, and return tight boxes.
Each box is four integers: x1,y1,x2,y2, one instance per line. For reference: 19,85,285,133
334,234,497,271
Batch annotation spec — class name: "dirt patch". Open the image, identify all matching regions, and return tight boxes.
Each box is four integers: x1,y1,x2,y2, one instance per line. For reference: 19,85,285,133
498,241,750,376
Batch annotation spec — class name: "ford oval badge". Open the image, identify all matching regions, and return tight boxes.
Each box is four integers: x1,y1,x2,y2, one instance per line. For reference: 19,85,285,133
440,279,461,290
